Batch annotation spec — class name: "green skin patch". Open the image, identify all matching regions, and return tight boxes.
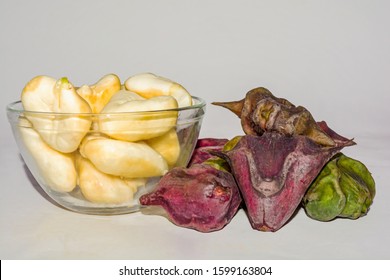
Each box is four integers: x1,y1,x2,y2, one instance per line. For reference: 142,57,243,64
203,157,230,173
303,153,375,222
202,136,244,173
223,135,242,152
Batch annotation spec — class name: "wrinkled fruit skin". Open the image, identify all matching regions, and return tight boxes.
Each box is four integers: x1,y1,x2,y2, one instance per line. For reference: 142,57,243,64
303,153,375,221
221,132,353,232
213,87,351,147
188,138,228,166
139,164,242,233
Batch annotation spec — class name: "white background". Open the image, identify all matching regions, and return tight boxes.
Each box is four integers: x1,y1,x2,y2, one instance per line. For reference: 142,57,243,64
1,0,389,260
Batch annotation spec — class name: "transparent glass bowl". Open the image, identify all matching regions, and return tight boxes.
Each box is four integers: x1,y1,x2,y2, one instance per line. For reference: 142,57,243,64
7,97,206,215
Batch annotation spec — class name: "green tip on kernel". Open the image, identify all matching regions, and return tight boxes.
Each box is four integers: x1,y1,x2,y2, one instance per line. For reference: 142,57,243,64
60,77,69,84
55,77,73,91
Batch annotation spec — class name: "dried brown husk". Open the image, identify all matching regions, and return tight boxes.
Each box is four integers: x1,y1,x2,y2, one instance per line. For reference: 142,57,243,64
212,87,351,147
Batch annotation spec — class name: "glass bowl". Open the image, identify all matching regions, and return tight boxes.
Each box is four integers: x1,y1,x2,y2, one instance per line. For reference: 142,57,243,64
7,97,206,215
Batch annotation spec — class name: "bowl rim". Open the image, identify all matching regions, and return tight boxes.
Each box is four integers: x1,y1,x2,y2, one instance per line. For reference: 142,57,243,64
6,96,206,116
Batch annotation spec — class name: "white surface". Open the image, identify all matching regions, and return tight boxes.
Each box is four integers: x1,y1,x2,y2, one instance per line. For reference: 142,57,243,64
1,0,389,259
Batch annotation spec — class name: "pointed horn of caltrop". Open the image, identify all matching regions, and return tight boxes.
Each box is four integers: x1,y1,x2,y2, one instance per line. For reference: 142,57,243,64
212,99,245,118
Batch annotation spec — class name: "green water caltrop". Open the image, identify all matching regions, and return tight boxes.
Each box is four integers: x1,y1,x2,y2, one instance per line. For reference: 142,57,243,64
303,153,375,221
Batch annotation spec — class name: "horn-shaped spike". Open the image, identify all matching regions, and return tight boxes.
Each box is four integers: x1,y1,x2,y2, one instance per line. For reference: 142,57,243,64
212,99,245,118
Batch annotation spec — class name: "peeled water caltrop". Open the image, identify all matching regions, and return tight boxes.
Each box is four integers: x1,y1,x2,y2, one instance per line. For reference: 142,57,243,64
21,76,92,153
18,73,194,204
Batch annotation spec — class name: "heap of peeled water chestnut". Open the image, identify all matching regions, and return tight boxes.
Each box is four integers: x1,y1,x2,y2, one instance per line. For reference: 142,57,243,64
140,87,375,232
19,73,192,203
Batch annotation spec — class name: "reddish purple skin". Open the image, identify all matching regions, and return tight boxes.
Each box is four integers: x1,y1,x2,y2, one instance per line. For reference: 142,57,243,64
139,164,242,233
188,138,228,166
195,138,229,148
223,131,354,232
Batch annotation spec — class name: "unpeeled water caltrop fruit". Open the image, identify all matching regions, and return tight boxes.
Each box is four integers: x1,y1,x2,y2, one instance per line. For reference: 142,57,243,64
210,87,367,231
303,153,375,221
139,86,375,232
212,87,343,147
219,130,353,232
139,163,242,233
187,138,228,166
139,138,242,232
